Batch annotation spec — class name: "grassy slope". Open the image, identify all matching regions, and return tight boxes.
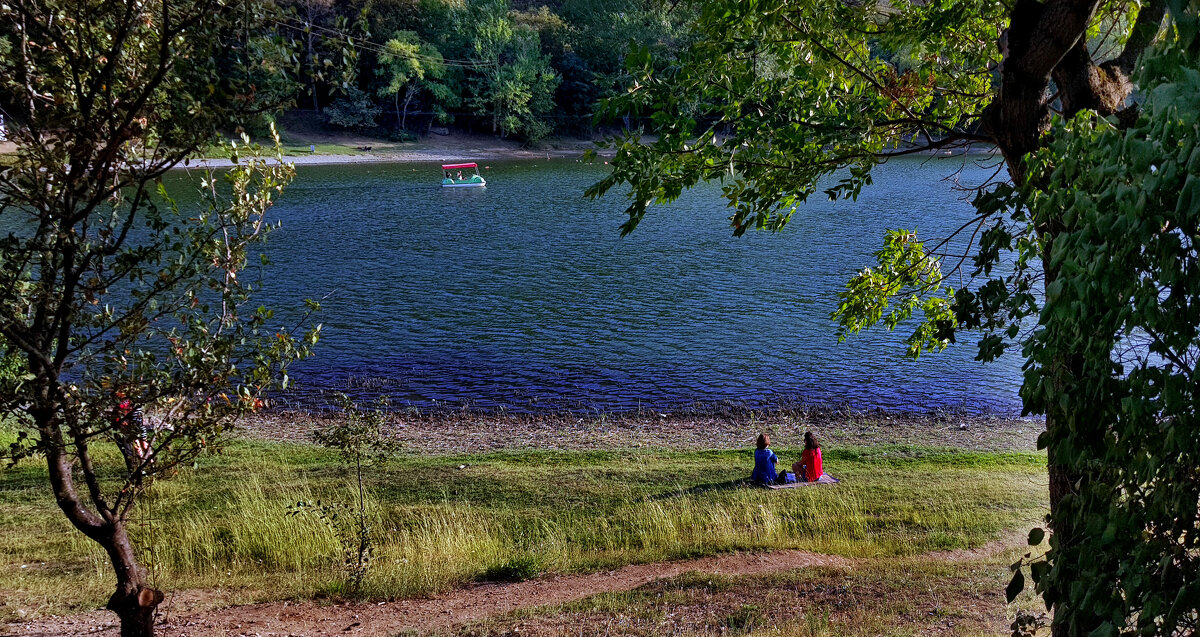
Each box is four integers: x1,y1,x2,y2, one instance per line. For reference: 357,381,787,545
0,438,1046,622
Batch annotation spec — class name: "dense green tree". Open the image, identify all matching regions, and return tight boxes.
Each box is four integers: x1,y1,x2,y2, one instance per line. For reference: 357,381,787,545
511,4,570,53
558,0,696,124
558,0,694,76
589,0,1190,633
357,0,426,46
138,0,700,142
552,51,600,135
483,39,560,141
459,0,560,141
329,11,372,98
377,30,453,130
280,0,369,111
0,1,318,635
325,85,384,128
407,0,465,54
1010,29,1200,634
283,0,335,111
235,34,304,136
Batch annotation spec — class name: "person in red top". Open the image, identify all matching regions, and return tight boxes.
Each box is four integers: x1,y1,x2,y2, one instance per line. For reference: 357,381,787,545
112,392,150,460
796,431,823,482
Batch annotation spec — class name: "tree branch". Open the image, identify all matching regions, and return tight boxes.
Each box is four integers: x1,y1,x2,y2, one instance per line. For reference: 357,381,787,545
983,0,1103,182
1105,0,1168,76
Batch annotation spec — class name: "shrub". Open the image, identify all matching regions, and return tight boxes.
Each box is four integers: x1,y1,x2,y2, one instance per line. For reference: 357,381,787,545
325,87,381,130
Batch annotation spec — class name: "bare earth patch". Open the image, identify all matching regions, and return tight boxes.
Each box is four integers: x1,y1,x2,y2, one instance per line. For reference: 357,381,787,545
7,540,1031,637
9,551,847,637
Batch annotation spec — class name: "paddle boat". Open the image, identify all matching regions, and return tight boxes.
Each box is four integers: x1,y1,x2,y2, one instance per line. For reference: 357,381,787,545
441,162,486,188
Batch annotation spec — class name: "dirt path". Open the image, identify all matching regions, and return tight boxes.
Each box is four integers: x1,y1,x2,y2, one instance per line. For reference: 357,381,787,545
11,550,849,637
7,535,1027,637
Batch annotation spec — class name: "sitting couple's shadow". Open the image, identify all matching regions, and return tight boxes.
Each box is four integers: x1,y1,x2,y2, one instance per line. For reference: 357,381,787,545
648,478,749,501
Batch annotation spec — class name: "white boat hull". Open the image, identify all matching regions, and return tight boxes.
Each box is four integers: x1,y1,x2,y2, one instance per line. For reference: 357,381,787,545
442,181,486,188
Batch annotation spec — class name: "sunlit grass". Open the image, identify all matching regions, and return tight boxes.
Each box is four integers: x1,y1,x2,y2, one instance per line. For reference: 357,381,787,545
0,435,1046,620
278,143,372,156
188,141,374,161
462,548,1041,636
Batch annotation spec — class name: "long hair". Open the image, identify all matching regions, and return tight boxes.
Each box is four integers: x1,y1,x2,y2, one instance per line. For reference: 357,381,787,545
804,431,820,450
756,433,770,450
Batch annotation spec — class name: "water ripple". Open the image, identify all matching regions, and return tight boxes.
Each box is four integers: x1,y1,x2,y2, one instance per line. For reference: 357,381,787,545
211,158,1027,414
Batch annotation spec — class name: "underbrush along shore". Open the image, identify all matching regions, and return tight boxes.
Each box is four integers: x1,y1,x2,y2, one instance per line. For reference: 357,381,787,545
0,409,1047,628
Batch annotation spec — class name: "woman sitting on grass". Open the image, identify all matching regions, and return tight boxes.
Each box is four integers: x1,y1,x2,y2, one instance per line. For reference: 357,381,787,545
797,431,823,482
751,433,796,485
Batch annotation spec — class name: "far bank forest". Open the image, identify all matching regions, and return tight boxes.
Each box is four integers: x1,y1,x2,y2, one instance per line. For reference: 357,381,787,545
235,0,694,143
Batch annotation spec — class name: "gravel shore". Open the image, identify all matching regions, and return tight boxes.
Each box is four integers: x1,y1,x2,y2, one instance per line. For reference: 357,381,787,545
239,406,1043,454
177,140,601,169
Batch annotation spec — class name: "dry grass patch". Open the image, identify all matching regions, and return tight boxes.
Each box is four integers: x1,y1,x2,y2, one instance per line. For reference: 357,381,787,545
455,556,1026,637
0,434,1046,622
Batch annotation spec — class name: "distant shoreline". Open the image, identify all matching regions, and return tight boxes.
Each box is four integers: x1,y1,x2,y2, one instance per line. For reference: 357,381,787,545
240,403,1043,453
177,141,603,170
7,136,998,170
174,138,997,170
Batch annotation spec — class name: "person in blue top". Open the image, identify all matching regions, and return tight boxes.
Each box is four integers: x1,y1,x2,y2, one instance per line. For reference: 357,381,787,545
751,433,796,485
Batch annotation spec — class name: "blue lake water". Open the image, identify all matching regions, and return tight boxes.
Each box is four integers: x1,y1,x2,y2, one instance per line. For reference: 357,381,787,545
237,156,1026,414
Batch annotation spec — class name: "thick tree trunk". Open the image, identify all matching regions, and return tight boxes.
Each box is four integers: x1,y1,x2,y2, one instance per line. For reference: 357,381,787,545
41,409,162,637
984,0,1099,180
1040,238,1095,637
1046,418,1085,637
978,3,1156,633
103,524,163,637
1037,229,1111,636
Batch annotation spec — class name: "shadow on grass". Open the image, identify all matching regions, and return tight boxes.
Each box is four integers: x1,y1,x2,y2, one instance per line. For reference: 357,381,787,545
649,478,750,501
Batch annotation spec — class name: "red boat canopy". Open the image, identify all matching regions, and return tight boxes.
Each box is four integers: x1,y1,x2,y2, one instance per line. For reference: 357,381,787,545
441,162,477,169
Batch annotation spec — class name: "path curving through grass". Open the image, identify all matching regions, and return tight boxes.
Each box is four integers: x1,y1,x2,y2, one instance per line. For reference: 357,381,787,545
1,419,1046,635
7,537,1037,637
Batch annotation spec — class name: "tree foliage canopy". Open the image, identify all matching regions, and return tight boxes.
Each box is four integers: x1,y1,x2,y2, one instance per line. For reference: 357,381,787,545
588,0,1199,633
0,1,317,634
265,0,696,140
1014,21,1200,632
588,0,1001,236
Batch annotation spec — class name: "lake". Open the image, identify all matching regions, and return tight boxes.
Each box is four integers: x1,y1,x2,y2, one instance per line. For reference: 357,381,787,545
240,156,1025,414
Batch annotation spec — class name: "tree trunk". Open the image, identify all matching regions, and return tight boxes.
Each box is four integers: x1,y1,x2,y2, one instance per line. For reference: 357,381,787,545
978,3,1117,631
41,411,162,636
1038,234,1094,637
103,523,163,637
1046,419,1082,637
1043,422,1103,637
401,87,415,131
308,30,319,113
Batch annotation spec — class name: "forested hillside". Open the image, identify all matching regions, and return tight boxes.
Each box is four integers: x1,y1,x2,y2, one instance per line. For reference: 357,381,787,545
238,0,694,143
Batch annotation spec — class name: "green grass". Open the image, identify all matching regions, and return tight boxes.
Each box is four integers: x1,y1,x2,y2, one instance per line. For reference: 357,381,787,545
0,438,1047,621
190,141,373,161
457,553,1035,636
277,142,371,156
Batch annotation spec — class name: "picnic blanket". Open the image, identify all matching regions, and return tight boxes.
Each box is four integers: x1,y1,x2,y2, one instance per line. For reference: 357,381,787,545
766,474,840,489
